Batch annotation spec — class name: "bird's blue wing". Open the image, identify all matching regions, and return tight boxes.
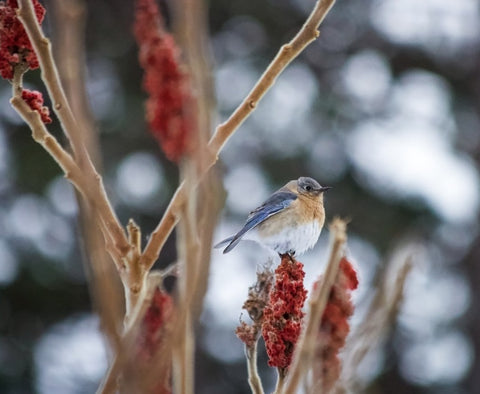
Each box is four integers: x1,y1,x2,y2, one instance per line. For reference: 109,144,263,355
219,190,297,253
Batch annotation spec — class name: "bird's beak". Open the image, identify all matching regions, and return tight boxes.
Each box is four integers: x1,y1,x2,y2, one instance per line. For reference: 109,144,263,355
319,186,332,193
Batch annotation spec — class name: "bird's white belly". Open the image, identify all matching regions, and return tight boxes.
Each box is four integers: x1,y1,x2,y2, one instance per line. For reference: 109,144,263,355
249,221,322,255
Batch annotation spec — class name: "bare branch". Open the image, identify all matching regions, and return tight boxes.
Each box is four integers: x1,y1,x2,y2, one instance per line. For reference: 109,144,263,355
10,67,86,196
51,0,124,350
52,0,102,167
17,0,130,255
247,342,265,394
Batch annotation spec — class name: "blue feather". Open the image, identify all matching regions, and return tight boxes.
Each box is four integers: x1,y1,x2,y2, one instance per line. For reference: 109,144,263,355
217,190,297,253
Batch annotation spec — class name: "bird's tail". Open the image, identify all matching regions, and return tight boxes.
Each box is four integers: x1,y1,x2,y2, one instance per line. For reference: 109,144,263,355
213,235,240,254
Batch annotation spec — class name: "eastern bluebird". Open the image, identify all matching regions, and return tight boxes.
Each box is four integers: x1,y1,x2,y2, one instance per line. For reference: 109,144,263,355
215,176,331,256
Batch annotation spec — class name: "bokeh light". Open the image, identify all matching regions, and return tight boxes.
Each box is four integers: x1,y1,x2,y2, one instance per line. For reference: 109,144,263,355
34,315,108,394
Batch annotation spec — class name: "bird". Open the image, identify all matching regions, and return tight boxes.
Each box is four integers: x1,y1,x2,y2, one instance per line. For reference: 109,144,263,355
215,176,331,256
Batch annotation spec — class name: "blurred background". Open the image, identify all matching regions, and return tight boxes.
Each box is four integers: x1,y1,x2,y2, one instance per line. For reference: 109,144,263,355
1,0,479,393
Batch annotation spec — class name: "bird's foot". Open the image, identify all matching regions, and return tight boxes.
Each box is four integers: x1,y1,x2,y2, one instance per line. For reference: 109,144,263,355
279,250,296,261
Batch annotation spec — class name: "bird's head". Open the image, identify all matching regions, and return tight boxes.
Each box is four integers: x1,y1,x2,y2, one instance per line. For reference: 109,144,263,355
297,176,331,198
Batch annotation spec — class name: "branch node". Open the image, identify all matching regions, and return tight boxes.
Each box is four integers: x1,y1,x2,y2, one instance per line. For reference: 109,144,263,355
43,134,53,145
131,284,141,294
55,102,62,110
127,219,142,255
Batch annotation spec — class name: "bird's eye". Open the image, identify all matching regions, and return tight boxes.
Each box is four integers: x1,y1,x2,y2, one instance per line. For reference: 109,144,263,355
305,185,312,191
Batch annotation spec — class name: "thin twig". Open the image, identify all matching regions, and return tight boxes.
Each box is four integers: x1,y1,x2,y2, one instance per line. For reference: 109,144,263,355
121,219,147,325
52,0,124,350
172,311,194,394
140,0,337,270
246,342,265,394
237,270,273,394
172,173,198,394
127,219,142,256
10,67,86,195
274,368,287,394
281,218,347,394
52,0,101,167
17,0,130,255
